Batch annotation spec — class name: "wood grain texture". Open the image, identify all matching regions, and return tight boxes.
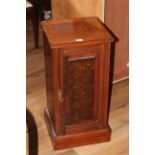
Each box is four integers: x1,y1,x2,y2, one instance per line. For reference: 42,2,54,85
42,17,114,149
105,0,129,80
63,45,101,129
66,58,95,124
41,17,114,47
27,20,128,155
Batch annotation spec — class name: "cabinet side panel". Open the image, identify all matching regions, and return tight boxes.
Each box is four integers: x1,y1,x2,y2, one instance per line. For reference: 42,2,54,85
102,43,111,127
43,34,56,129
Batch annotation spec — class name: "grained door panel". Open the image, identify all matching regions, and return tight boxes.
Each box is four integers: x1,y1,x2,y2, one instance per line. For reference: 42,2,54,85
62,45,101,133
65,56,95,124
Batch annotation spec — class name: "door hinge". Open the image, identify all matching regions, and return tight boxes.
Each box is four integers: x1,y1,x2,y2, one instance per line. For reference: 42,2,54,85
57,89,64,103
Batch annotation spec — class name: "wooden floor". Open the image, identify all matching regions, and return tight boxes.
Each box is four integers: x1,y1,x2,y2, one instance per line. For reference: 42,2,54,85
26,21,129,155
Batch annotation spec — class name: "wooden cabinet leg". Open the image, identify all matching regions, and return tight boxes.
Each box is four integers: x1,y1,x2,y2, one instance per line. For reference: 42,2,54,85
32,7,39,48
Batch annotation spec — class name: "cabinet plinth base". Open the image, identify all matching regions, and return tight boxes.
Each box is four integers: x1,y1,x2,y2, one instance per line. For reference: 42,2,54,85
44,108,112,150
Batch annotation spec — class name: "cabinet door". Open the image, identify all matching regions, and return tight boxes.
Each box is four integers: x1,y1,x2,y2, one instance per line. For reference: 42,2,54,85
61,43,103,134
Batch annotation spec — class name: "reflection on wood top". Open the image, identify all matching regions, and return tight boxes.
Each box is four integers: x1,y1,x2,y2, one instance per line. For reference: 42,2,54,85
41,17,114,46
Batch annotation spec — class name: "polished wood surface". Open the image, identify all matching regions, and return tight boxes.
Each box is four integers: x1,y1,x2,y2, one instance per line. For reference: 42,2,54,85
105,0,129,80
27,20,128,154
41,17,114,46
42,17,115,149
51,0,129,81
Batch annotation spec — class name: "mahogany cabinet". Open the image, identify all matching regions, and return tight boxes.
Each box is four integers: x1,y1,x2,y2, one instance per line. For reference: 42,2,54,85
41,17,114,150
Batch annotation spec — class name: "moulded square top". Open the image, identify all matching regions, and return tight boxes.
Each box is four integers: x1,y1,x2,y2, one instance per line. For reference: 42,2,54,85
41,17,114,46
